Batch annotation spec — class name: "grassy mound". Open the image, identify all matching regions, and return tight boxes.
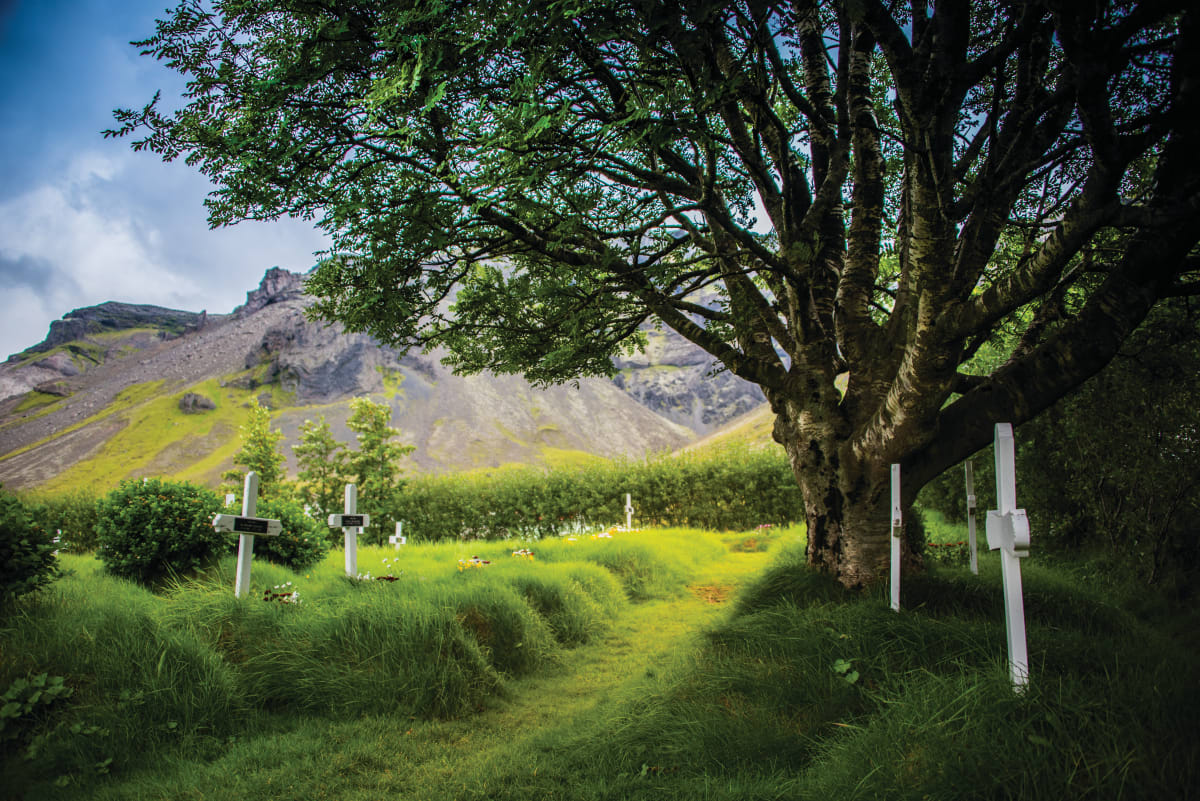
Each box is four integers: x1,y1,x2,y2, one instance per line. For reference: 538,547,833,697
0,529,707,795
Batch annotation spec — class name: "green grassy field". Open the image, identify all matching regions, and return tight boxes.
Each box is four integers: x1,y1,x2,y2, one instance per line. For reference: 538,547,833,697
2,524,1196,800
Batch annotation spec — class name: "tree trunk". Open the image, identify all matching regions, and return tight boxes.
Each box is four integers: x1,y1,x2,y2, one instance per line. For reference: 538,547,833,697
771,395,913,588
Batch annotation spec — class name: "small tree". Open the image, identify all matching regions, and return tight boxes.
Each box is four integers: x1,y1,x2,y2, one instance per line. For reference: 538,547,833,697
345,397,414,543
293,416,348,517
226,399,286,493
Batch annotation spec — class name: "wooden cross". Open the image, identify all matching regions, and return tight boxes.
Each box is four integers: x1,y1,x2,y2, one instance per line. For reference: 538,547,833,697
984,423,1031,691
327,484,368,577
389,522,406,548
213,471,282,598
890,463,902,612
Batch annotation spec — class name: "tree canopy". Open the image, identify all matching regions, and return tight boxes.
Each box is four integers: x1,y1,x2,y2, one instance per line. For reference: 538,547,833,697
112,0,1200,584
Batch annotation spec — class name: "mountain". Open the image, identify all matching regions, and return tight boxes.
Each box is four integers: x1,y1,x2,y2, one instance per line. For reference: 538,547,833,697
0,268,764,493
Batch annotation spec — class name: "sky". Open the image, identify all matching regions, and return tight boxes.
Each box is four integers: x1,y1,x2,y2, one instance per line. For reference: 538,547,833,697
0,0,331,360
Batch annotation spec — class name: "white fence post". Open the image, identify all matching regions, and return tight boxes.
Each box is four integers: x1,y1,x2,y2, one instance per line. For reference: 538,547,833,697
890,463,902,612
965,460,979,575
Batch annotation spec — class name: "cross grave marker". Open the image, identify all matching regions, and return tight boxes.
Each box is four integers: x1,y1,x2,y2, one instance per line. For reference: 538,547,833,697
212,471,282,598
328,483,369,577
890,463,902,612
965,460,979,574
389,521,406,548
624,493,633,530
985,423,1031,691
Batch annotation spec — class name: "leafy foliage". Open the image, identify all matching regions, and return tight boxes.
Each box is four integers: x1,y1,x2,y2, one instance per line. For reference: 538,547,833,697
387,445,803,541
30,489,101,553
920,301,1200,588
95,479,225,585
239,496,330,572
344,397,413,543
292,416,347,518
1,674,74,751
0,489,59,604
226,399,285,492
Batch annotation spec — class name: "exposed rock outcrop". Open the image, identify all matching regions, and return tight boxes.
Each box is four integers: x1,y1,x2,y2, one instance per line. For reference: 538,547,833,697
178,393,216,413
612,330,764,433
234,267,306,317
14,301,206,359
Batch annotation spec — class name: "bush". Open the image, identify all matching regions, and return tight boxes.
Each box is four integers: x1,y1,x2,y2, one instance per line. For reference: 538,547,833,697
388,444,804,541
237,496,330,571
32,489,101,552
0,489,59,604
96,479,225,585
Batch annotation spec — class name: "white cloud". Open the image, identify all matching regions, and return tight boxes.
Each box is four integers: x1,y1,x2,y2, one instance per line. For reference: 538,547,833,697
0,286,60,362
0,149,329,359
2,175,199,305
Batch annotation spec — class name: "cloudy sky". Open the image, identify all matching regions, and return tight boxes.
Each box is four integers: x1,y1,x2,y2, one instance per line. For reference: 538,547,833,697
0,0,331,360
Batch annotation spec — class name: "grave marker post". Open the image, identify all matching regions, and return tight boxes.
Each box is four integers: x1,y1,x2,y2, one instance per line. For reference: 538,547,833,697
625,493,633,530
328,482,364,575
235,473,258,598
389,521,406,548
212,472,283,598
965,460,979,574
890,463,902,612
985,423,1031,691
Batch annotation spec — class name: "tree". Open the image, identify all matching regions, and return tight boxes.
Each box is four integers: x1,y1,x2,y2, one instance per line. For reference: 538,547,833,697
345,397,414,541
112,1,1200,586
293,416,348,517
226,398,285,492
921,298,1200,588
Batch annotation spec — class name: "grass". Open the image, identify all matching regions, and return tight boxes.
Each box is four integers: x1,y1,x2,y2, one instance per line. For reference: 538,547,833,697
2,526,1196,800
29,379,271,493
12,392,66,415
0,380,168,468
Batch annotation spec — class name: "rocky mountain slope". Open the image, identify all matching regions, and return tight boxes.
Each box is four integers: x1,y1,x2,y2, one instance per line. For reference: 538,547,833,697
0,268,764,492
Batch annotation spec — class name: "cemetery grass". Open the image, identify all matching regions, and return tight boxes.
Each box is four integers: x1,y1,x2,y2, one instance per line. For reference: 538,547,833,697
3,526,1198,800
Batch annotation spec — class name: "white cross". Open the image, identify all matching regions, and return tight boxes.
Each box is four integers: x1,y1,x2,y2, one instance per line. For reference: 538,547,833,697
213,472,282,598
964,460,979,574
389,521,406,548
890,463,902,612
624,493,633,530
985,423,1031,691
337,484,360,578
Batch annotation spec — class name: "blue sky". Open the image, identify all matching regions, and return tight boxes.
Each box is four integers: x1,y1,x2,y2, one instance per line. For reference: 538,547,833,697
0,0,330,360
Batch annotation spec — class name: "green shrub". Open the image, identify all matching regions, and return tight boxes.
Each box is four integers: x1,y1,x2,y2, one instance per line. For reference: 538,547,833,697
0,489,59,604
95,478,225,585
232,496,330,572
388,445,804,541
21,489,101,553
